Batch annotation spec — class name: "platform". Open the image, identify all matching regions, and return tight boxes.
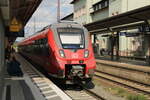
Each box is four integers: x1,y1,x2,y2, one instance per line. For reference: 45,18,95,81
95,55,150,66
96,58,150,85
96,59,150,73
2,53,71,100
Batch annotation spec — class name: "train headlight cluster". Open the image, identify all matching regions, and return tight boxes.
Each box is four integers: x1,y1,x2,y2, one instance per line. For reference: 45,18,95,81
59,50,65,58
84,50,89,58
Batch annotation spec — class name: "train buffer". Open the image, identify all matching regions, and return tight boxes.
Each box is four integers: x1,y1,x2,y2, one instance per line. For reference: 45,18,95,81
2,53,71,100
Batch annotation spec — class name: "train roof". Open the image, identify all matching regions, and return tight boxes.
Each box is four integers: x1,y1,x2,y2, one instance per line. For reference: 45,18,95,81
51,20,83,28
18,21,85,46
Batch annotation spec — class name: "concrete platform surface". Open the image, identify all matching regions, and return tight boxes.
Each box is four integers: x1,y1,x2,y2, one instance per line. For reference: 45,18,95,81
2,53,71,100
96,59,150,73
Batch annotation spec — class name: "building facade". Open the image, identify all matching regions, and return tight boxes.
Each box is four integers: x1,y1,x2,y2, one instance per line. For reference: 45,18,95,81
72,0,150,24
71,0,150,59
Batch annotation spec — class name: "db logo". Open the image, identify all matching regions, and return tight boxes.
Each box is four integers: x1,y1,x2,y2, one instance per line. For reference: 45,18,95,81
72,54,78,58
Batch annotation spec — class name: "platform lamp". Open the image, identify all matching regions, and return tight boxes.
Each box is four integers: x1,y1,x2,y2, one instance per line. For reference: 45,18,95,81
147,19,150,25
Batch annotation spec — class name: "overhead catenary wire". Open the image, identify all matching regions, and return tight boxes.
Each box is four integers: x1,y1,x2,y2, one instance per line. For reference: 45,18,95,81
25,0,71,37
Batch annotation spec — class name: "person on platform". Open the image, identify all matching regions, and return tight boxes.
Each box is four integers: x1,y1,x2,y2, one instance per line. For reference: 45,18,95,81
7,55,23,77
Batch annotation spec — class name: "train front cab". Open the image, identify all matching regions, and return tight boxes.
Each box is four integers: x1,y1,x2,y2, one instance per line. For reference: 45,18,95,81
48,22,96,83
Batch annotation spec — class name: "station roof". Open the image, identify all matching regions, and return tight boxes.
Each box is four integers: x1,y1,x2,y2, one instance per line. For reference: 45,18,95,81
70,0,79,4
61,13,73,20
85,5,150,33
0,0,42,27
0,0,43,43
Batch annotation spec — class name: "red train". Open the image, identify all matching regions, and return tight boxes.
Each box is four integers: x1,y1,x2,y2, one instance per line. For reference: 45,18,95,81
18,21,96,84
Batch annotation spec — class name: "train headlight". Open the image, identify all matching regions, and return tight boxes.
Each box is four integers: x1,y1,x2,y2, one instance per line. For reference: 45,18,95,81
59,50,65,58
84,50,89,58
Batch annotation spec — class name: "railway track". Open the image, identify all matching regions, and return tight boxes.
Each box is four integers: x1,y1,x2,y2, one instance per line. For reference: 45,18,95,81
95,70,150,97
63,85,106,100
84,88,106,100
22,55,106,100
65,89,97,100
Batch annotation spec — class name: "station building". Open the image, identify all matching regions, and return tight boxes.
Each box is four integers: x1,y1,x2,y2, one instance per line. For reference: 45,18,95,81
71,0,150,25
71,0,150,60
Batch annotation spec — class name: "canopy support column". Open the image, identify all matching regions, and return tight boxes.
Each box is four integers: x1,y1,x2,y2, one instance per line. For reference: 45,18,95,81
116,31,120,61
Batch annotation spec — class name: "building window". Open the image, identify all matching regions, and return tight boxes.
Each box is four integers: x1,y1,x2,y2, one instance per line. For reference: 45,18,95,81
93,0,109,12
99,4,102,9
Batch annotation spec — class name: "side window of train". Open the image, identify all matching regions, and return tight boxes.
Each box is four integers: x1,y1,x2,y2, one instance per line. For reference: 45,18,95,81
44,38,47,44
34,39,39,54
38,39,44,55
29,45,33,53
36,39,40,54
39,39,43,52
43,38,49,56
32,44,36,54
46,39,50,56
30,44,33,54
35,40,38,45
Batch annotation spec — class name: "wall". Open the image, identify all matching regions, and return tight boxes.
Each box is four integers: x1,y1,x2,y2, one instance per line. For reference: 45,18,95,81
121,0,150,13
73,0,150,24
92,8,109,22
109,0,150,15
109,0,122,16
0,13,5,77
73,0,109,24
0,12,5,99
73,0,87,24
86,0,93,24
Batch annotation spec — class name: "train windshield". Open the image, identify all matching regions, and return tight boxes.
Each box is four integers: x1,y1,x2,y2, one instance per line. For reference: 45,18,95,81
58,28,84,49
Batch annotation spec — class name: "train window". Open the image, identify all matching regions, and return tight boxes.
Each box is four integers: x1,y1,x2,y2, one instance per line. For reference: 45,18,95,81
44,38,48,44
93,0,109,12
42,38,47,44
34,45,38,54
38,39,41,44
41,43,49,56
36,38,47,45
35,40,39,45
32,44,36,54
40,38,49,56
40,39,44,44
58,28,85,49
35,38,47,44
27,38,48,55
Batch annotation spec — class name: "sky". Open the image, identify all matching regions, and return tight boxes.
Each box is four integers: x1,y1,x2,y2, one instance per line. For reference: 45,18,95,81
17,0,73,41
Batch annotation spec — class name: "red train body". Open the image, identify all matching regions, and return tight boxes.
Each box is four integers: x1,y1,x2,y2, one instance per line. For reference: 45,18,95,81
18,21,96,83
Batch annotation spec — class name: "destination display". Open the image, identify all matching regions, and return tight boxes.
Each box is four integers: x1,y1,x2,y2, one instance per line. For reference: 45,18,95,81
58,28,82,33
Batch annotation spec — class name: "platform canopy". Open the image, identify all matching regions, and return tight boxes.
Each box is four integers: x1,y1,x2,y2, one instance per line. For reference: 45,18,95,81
85,5,150,33
0,0,43,42
0,0,42,29
70,0,79,4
